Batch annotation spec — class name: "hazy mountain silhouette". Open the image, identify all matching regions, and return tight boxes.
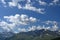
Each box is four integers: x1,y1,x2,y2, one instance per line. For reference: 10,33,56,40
5,29,60,40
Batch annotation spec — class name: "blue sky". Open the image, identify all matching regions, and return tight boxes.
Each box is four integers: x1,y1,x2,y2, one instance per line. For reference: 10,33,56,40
0,0,60,33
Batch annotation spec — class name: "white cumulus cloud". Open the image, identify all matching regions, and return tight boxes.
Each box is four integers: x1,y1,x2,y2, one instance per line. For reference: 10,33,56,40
39,0,47,6
42,20,59,31
49,0,60,6
0,14,38,33
6,0,45,14
1,0,6,4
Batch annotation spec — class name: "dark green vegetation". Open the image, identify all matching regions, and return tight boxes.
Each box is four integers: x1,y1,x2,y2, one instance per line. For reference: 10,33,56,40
51,37,60,40
5,29,60,40
5,35,54,40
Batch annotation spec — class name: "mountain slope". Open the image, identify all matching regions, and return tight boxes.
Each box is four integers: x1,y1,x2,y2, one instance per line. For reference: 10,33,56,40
5,29,60,40
0,32,14,40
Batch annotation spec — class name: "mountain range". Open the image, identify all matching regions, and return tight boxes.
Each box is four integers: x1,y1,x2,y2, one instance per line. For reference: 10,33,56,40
0,32,14,40
3,29,60,40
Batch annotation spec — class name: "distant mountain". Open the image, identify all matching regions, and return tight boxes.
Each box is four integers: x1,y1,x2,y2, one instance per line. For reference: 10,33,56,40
5,29,60,40
0,32,14,40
